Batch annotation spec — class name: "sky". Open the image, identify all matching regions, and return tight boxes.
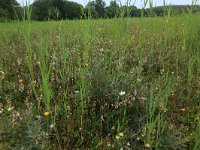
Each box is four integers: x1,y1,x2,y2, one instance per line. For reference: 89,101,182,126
17,0,200,8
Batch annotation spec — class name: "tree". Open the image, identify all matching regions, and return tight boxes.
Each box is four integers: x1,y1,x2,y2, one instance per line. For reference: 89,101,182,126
106,1,120,18
49,0,65,19
94,0,106,18
0,0,21,20
129,5,140,17
64,1,83,19
119,5,138,17
31,0,83,20
31,0,50,21
85,0,106,19
154,7,164,16
84,1,98,19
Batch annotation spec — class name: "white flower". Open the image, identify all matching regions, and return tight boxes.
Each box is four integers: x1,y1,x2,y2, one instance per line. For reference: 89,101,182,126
75,90,79,94
7,106,14,112
35,115,41,120
99,48,104,52
119,91,126,96
107,142,111,147
115,135,120,140
50,124,55,129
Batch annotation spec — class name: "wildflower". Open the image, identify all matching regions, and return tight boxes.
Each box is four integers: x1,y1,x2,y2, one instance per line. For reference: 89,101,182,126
18,79,25,92
99,48,104,52
119,91,126,96
7,106,14,112
115,135,120,140
75,90,79,94
85,63,89,68
7,101,14,112
160,69,165,75
140,97,147,101
0,71,5,80
133,89,137,96
19,79,24,84
11,111,20,124
35,115,42,120
169,124,174,130
44,111,50,116
118,132,124,137
79,127,83,132
41,131,49,138
144,143,150,149
56,35,60,39
111,126,115,131
36,61,41,65
116,132,124,139
50,123,55,129
107,142,111,147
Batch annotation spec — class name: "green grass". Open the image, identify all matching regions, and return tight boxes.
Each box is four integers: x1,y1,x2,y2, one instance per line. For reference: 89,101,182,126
0,12,200,149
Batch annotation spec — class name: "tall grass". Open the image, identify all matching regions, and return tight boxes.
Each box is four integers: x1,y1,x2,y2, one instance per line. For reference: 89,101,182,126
0,0,200,149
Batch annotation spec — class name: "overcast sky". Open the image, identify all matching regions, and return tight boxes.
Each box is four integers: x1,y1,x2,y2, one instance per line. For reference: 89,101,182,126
17,0,200,8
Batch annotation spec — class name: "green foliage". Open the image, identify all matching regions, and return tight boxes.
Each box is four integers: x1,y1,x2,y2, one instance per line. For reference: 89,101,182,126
0,0,20,21
0,105,48,150
31,0,83,20
106,1,120,18
31,0,50,21
94,0,106,18
84,1,99,19
65,1,83,19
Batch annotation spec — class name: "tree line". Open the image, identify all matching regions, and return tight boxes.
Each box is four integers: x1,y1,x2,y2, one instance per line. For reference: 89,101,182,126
1,0,200,21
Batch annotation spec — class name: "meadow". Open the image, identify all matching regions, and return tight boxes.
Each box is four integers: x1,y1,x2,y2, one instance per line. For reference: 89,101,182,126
0,11,200,149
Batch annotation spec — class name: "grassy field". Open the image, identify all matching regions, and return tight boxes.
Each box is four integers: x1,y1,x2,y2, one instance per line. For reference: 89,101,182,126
0,12,200,149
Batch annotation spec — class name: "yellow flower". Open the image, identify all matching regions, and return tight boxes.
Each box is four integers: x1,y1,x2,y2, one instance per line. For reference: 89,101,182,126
19,79,24,84
118,132,124,137
44,111,50,116
85,63,89,68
